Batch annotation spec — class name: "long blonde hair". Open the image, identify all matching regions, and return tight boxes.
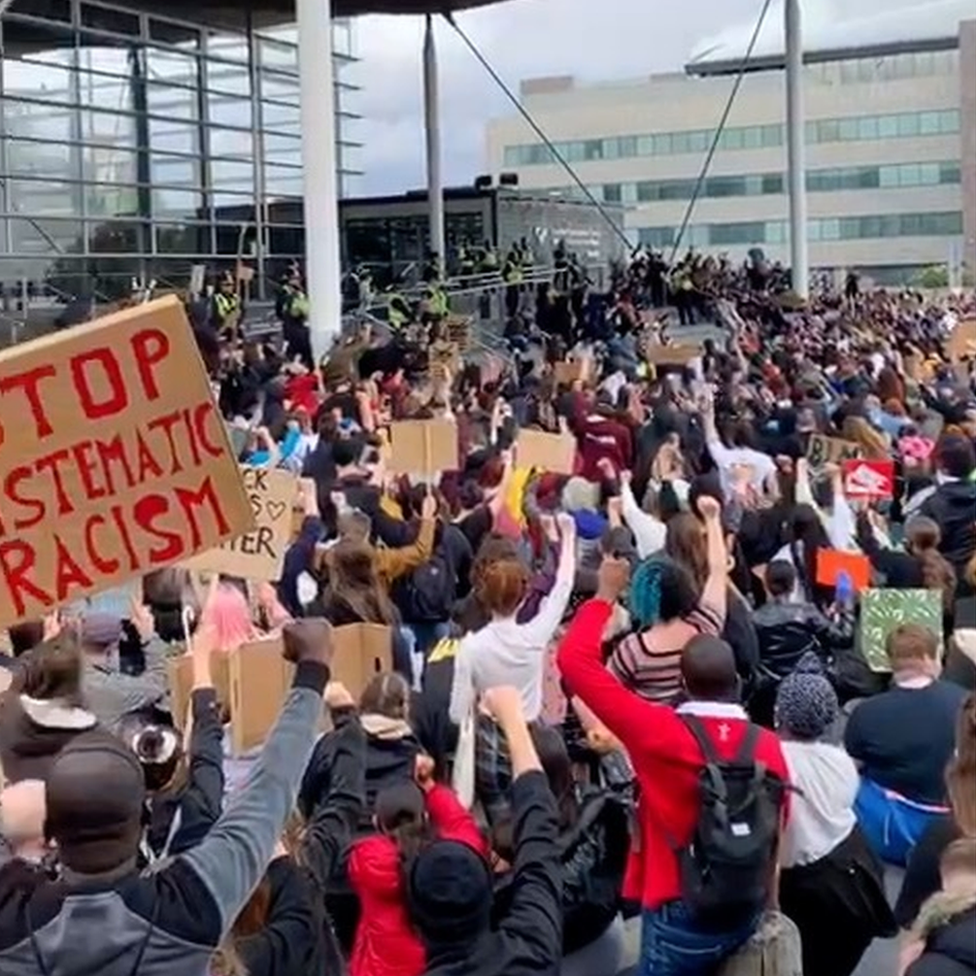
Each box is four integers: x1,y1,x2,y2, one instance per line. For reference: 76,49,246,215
842,416,889,461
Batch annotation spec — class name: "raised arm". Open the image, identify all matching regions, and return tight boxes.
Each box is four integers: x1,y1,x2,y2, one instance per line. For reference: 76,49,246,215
180,619,332,940
482,687,562,961
299,683,366,890
374,496,437,584
619,471,666,558
557,560,688,761
698,495,729,618
516,513,576,647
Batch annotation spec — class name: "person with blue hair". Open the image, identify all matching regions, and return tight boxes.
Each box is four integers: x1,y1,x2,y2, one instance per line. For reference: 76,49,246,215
607,495,728,705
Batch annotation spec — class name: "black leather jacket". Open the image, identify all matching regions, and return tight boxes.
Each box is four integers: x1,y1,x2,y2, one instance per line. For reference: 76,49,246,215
753,600,850,677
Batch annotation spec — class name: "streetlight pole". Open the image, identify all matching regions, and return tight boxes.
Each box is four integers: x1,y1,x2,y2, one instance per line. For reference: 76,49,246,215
423,15,446,270
785,0,809,299
296,0,343,361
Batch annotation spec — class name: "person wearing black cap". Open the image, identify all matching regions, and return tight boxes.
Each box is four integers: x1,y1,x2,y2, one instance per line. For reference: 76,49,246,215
0,618,334,976
406,685,562,976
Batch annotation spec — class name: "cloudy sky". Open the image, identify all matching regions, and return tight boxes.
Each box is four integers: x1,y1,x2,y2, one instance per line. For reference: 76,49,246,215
347,0,941,196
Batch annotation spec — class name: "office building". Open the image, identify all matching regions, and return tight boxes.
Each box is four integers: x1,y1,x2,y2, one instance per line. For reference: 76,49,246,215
486,2,976,286
0,0,362,301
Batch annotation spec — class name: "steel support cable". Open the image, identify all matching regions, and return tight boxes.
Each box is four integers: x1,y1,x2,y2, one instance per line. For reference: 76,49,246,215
443,11,633,253
668,0,774,263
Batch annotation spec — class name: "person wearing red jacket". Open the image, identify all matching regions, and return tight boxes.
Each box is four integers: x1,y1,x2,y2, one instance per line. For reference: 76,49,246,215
348,758,487,976
556,542,791,976
575,392,633,483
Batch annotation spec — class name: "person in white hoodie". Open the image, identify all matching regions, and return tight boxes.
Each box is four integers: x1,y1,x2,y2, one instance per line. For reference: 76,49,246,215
775,653,896,976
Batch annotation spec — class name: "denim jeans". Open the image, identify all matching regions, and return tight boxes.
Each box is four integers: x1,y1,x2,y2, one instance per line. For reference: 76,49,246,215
640,901,759,976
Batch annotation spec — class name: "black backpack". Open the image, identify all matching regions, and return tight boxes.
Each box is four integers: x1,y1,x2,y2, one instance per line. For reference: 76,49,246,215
670,716,787,929
397,542,456,624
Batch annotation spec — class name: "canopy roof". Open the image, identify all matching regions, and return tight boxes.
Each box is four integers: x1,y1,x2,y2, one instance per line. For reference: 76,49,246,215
141,0,505,22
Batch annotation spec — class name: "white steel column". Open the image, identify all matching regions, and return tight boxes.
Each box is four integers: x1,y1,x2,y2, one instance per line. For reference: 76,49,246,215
785,0,808,299
297,0,342,361
423,14,446,268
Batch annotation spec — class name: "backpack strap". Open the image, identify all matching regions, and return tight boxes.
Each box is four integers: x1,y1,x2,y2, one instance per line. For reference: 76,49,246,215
680,714,722,767
734,723,761,766
681,714,731,808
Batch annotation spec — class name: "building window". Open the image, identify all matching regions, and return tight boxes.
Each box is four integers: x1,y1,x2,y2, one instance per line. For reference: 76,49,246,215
652,132,672,155
501,111,963,168
583,139,603,161
603,183,622,203
618,135,637,158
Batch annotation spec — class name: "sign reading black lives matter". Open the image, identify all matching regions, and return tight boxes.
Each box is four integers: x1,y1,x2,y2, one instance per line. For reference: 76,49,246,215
188,466,296,580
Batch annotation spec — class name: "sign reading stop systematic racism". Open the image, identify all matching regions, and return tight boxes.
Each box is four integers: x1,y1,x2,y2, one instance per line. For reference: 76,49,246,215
0,296,253,628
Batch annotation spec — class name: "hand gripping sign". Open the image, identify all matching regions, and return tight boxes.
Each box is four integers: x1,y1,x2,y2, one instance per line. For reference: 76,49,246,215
0,296,252,629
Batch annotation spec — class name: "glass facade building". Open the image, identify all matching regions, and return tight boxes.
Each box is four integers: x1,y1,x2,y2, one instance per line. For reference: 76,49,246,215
0,0,361,300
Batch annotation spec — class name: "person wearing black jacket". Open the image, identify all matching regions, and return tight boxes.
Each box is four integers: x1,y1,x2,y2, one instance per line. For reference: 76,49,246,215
228,691,365,976
918,436,976,580
751,560,851,726
491,725,630,975
133,682,224,866
328,440,418,550
406,686,562,976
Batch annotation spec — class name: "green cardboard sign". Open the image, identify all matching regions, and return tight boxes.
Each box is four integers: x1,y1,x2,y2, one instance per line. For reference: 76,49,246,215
859,588,943,673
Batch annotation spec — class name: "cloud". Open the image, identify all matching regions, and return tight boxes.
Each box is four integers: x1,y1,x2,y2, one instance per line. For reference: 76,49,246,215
345,0,940,195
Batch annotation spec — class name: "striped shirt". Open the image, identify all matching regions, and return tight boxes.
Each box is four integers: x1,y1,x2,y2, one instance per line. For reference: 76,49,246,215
608,600,724,705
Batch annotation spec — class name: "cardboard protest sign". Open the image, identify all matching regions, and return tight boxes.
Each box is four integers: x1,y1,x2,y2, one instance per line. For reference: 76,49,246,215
388,419,459,475
815,548,872,593
228,637,296,756
805,435,862,468
553,356,590,387
645,344,700,366
860,588,943,673
948,318,976,363
188,467,297,581
515,428,577,475
842,459,895,500
0,296,253,630
167,650,232,731
330,623,392,700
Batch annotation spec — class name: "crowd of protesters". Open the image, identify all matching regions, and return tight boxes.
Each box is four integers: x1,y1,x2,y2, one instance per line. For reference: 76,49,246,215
0,245,974,976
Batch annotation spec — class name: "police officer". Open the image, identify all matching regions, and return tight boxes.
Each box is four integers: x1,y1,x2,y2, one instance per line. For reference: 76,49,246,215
386,283,411,333
502,247,523,319
211,271,241,338
280,267,312,367
424,280,449,320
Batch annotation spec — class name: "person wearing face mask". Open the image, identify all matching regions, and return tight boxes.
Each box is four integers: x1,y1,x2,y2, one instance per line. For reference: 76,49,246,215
845,624,968,866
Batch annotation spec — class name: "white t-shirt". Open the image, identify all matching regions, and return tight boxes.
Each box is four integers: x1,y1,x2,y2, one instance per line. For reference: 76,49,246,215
780,739,858,868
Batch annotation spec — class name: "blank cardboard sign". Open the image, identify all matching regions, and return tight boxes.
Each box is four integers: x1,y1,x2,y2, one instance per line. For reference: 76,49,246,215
228,637,295,756
167,650,232,731
188,467,297,580
330,623,392,701
0,296,253,629
388,420,459,475
515,429,577,475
